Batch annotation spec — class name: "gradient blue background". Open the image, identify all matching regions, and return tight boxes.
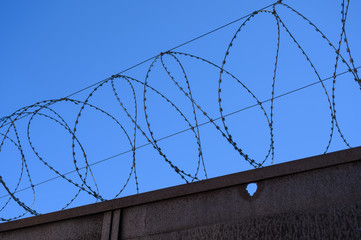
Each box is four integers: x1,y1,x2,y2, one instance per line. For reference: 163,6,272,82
0,0,360,221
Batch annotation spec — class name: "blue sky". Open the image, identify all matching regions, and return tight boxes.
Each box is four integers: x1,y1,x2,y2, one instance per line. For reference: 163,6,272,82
0,0,360,221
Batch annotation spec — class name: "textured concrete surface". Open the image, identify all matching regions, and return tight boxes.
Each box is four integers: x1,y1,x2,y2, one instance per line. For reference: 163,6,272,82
1,147,361,239
133,203,361,240
0,212,103,240
121,161,361,239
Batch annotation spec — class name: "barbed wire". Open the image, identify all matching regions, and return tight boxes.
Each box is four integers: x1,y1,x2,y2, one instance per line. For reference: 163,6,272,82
0,0,360,222
1,64,359,199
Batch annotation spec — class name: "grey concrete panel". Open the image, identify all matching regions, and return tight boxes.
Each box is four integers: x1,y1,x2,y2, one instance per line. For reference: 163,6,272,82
0,212,103,240
120,161,361,239
127,203,361,240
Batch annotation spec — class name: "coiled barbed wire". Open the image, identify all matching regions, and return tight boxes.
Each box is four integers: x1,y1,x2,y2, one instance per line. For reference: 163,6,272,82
0,0,360,222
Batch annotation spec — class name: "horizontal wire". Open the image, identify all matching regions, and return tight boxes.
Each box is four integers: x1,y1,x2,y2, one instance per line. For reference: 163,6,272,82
0,1,278,127
65,1,278,98
1,65,358,199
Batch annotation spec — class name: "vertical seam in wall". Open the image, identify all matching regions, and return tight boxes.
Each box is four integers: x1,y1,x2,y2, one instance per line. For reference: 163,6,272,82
111,209,121,240
101,211,113,240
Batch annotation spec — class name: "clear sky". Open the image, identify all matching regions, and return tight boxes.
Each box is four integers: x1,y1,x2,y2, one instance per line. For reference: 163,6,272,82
0,0,360,221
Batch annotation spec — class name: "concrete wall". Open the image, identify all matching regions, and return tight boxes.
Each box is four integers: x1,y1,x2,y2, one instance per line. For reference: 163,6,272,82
1,147,361,239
